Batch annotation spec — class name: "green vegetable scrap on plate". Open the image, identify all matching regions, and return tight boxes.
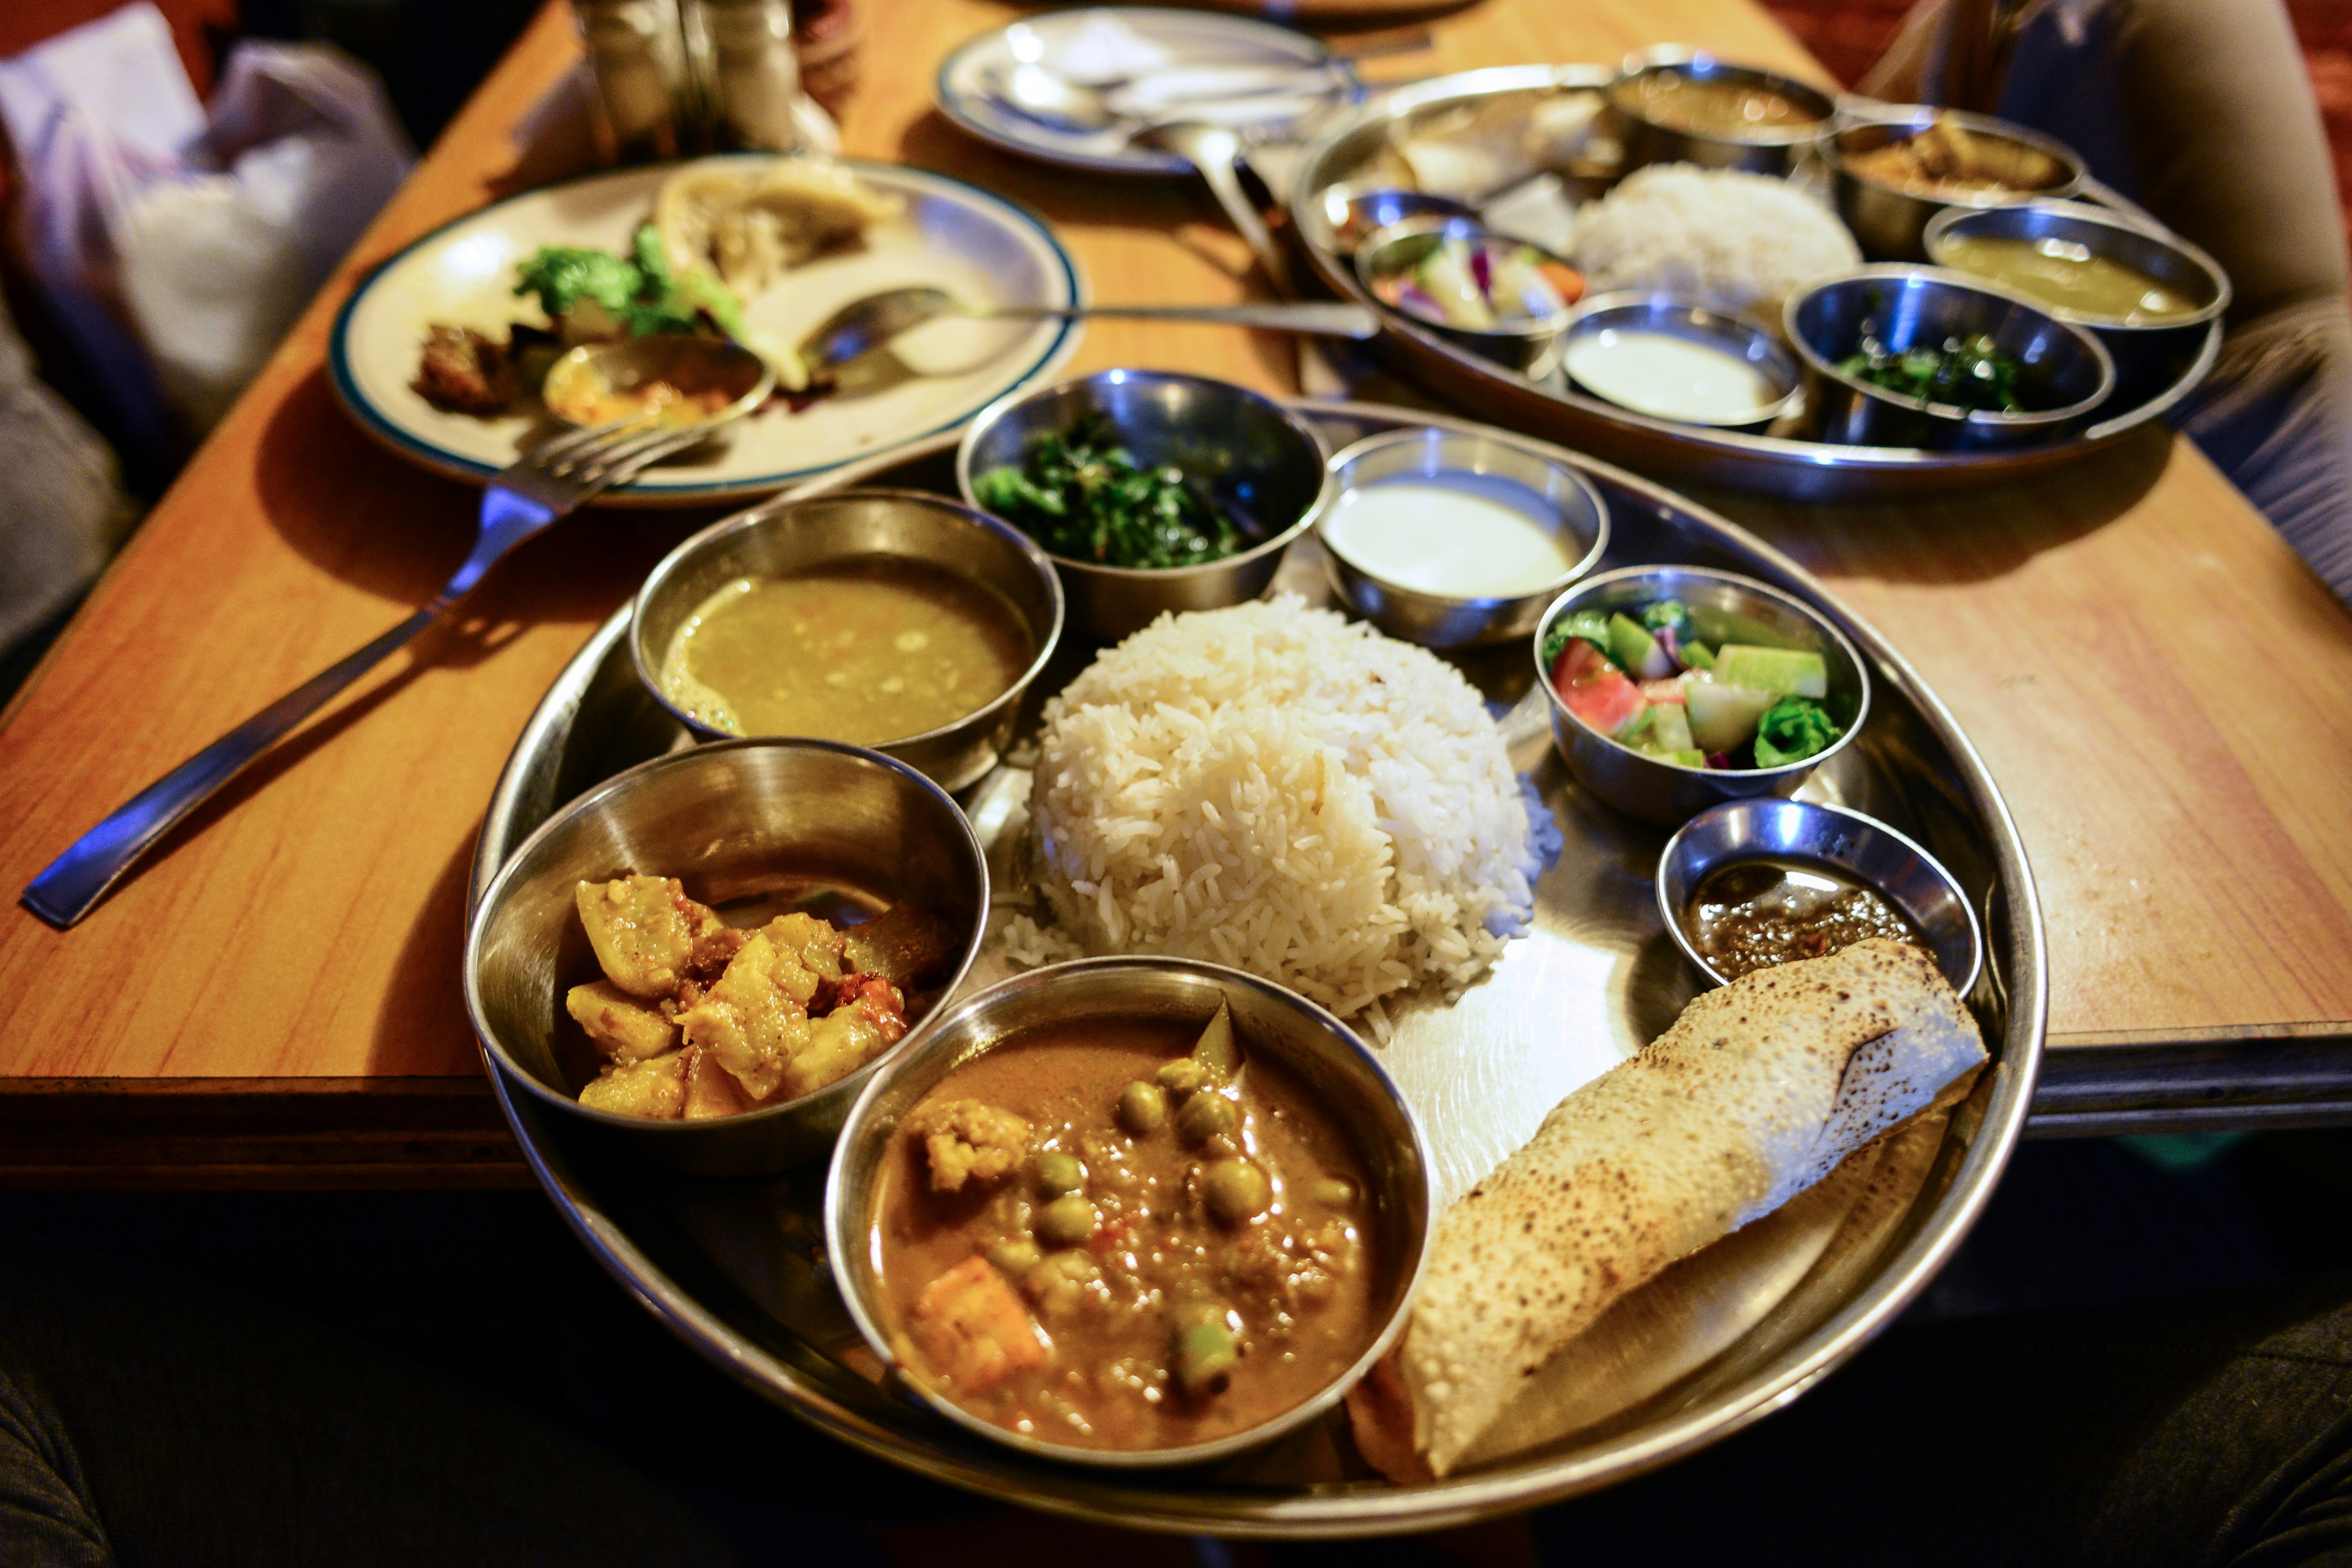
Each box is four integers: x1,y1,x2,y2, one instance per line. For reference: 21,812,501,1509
973,416,1244,570
1543,595,1844,771
1836,329,2026,414
513,223,749,343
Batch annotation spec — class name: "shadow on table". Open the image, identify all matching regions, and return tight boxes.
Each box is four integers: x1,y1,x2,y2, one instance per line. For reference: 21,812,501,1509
254,368,726,614
371,834,480,1076
1692,424,2177,589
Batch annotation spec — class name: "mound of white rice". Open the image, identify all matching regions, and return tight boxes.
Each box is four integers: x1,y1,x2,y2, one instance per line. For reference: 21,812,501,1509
1023,597,1537,1028
1569,163,1860,326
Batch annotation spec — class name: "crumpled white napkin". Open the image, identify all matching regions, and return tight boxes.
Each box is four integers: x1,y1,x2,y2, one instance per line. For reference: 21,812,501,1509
0,4,415,443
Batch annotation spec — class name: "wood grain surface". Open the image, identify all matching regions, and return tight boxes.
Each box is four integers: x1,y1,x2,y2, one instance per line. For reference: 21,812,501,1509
0,0,2345,1185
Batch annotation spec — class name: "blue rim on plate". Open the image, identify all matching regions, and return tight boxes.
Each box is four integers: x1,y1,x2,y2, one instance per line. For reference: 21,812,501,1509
934,5,1356,178
327,157,1084,503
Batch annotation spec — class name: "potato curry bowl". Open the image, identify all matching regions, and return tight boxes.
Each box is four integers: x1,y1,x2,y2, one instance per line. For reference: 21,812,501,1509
826,958,1434,1468
467,738,987,1177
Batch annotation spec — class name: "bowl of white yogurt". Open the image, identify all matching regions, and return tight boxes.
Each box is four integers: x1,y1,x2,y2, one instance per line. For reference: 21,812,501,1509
1318,427,1609,648
1558,293,1802,432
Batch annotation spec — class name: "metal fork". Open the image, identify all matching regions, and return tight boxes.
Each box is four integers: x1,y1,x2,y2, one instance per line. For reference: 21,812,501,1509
22,414,729,929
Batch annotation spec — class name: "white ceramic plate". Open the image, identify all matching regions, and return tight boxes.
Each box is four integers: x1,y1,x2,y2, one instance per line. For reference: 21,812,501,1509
936,6,1349,176
330,158,1084,504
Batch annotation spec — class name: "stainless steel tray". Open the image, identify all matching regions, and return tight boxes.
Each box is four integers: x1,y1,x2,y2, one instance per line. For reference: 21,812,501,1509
464,401,2046,1535
1286,67,2221,504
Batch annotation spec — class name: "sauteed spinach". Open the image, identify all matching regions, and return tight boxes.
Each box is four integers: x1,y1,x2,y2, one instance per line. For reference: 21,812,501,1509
973,417,1244,570
1836,329,2026,414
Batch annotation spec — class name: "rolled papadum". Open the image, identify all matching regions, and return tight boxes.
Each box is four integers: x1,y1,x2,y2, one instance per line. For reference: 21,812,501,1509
1349,938,1987,1480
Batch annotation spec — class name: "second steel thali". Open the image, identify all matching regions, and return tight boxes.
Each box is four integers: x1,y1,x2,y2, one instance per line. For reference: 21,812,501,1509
465,401,2045,1534
1284,66,2221,503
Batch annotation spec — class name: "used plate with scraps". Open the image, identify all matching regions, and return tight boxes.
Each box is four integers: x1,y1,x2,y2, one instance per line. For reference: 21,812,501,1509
331,157,1082,503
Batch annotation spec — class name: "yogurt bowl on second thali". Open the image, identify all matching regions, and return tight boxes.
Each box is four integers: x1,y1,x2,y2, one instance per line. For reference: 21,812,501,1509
1558,292,1801,432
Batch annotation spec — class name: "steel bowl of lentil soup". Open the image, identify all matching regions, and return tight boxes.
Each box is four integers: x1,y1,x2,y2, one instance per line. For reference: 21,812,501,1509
826,957,1434,1468
630,489,1064,793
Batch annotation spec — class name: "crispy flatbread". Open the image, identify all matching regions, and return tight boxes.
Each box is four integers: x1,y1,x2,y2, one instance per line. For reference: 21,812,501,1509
1349,938,1986,1479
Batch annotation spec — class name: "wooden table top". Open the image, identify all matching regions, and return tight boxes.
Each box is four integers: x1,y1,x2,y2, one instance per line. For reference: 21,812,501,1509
2,0,2347,1186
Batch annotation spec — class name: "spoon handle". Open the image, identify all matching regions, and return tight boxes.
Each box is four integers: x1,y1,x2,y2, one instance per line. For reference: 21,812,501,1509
20,603,445,929
1189,141,1289,287
995,302,1378,339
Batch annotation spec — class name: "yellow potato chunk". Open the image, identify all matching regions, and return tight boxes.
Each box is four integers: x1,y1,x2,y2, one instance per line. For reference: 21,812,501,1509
674,927,820,1101
781,974,908,1101
578,1050,687,1120
682,1044,754,1120
910,1256,1049,1396
903,1098,1031,1194
575,876,714,998
764,912,847,985
565,980,679,1063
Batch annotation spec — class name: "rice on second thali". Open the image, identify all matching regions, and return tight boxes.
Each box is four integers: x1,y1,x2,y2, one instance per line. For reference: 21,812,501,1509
1014,597,1544,1031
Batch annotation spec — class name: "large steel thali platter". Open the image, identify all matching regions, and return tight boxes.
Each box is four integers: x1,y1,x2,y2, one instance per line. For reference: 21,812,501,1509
1286,67,2221,504
465,401,2046,1535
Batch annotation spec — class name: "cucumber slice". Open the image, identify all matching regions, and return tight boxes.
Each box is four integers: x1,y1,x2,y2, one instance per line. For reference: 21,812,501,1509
1686,681,1777,753
1637,702,1695,755
1607,613,1677,681
1711,644,1828,699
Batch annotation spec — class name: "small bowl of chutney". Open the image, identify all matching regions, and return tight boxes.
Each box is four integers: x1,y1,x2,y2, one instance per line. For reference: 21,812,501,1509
631,489,1065,793
1656,797,1983,995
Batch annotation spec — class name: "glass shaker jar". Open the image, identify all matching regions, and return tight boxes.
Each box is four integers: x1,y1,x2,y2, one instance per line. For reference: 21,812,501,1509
683,0,812,153
570,0,699,162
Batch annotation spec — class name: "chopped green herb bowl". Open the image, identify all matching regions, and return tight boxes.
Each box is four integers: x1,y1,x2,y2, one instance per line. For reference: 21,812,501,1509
1533,565,1872,828
1785,265,2114,451
956,370,1334,642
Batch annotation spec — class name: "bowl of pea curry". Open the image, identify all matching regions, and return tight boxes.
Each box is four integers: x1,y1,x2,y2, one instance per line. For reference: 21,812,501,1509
827,957,1433,1465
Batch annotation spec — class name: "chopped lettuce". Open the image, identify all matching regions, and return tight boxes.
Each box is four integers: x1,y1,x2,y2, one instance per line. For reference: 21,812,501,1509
1540,609,1615,667
1639,598,1693,639
1752,696,1844,768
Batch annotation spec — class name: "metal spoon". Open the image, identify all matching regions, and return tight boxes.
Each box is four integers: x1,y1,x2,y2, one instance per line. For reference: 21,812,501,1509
984,60,1336,137
799,287,1376,374
540,336,776,428
1139,121,1289,285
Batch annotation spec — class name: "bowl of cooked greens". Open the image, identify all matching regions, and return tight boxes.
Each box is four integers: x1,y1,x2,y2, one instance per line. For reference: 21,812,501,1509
957,370,1335,641
1534,565,1871,827
1785,266,2115,450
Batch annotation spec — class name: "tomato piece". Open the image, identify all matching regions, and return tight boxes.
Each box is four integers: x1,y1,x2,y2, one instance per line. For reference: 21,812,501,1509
1566,672,1646,736
1537,260,1586,305
1550,638,1610,691
1552,640,1647,735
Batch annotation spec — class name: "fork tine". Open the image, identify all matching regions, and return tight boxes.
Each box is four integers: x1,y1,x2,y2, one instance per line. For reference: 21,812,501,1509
526,413,654,470
573,423,723,489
